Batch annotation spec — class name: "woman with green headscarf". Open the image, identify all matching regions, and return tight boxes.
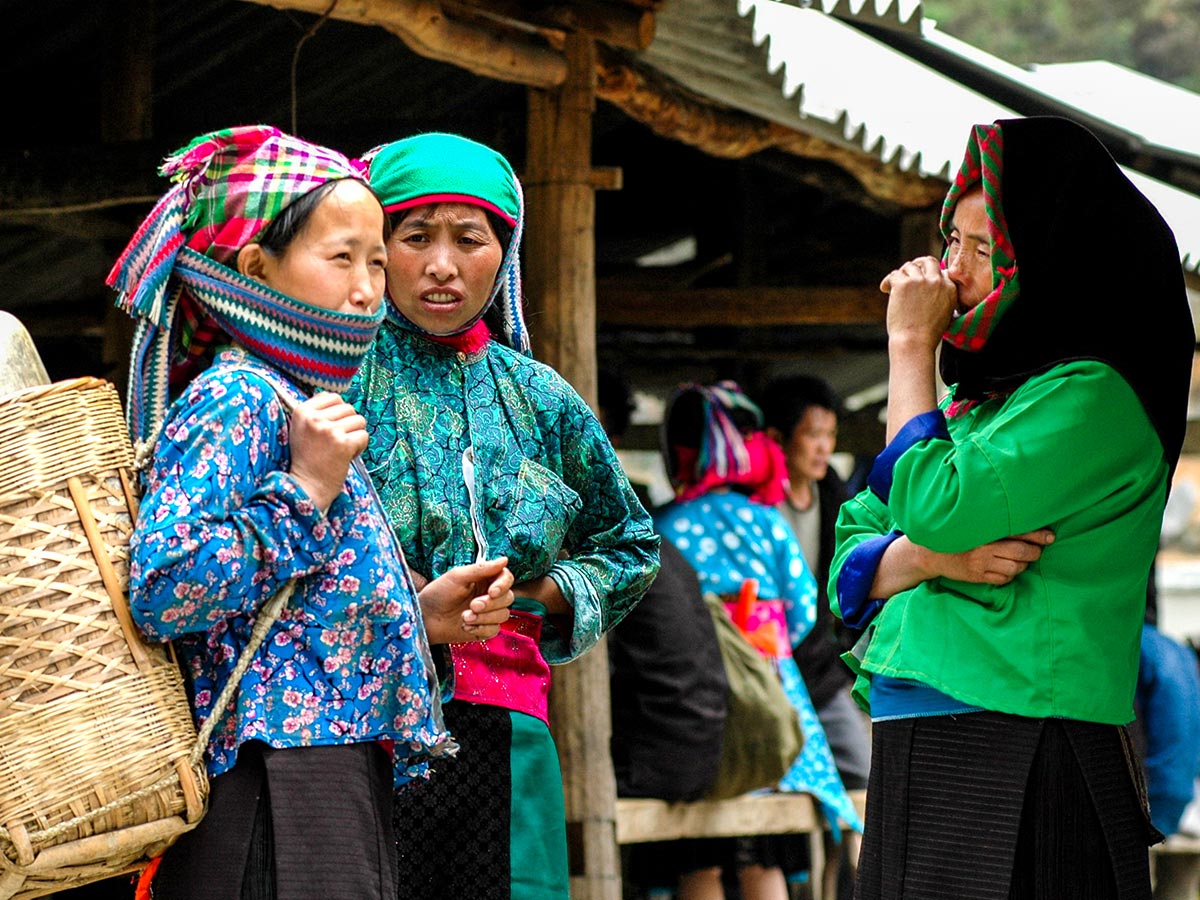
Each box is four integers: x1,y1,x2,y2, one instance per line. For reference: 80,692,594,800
347,132,660,900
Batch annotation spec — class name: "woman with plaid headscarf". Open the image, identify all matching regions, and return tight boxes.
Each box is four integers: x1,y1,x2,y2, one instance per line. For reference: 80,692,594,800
112,125,514,900
832,117,1194,898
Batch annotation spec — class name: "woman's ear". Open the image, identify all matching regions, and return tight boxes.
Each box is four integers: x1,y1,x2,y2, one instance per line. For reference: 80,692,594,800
237,243,269,282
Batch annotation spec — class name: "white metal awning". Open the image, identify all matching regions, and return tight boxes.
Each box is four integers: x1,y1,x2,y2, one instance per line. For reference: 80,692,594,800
640,0,1200,274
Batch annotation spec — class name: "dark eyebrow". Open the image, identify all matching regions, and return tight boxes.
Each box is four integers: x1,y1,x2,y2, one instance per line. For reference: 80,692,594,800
950,225,991,245
400,214,488,231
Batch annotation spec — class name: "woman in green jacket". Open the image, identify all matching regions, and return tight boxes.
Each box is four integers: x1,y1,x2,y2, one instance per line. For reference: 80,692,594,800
831,117,1193,899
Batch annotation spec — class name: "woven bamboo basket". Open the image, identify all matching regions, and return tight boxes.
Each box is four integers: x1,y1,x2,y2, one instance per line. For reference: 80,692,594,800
0,377,207,899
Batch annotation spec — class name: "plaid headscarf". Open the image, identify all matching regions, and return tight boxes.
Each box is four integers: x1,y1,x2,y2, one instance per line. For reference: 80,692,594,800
109,125,384,455
362,132,530,355
663,381,788,507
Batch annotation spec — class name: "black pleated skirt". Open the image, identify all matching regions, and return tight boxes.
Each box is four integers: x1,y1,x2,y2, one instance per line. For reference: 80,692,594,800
854,712,1160,900
149,741,396,900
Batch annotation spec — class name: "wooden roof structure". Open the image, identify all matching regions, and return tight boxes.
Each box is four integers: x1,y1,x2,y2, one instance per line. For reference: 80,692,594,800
4,2,1199,896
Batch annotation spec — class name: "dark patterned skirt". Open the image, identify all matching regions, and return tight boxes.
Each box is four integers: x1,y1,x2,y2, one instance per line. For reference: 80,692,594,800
149,740,396,900
854,712,1160,900
393,701,569,900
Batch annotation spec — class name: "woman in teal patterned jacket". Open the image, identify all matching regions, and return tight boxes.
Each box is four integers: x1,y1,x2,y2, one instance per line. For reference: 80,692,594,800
346,132,660,900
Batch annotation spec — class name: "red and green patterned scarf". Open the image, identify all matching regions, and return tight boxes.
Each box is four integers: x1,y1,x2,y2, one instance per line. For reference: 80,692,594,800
940,123,1021,354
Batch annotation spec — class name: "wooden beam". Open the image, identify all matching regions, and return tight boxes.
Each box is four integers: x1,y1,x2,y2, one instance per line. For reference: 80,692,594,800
445,0,655,51
597,285,887,327
526,34,601,397
526,32,621,900
595,49,947,209
101,0,154,143
0,146,162,215
240,0,568,88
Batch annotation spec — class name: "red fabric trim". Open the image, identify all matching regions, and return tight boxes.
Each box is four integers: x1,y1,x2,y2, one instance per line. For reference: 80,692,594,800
425,320,492,354
134,857,162,900
383,193,517,227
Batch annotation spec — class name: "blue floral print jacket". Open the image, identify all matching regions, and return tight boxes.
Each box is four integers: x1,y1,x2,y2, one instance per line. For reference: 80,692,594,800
346,324,660,663
129,349,448,786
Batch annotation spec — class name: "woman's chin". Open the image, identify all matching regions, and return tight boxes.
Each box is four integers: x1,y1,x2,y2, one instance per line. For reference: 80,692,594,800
407,303,474,334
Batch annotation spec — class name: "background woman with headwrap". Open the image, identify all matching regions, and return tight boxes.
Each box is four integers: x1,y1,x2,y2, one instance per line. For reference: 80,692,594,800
112,126,514,900
346,132,660,900
831,117,1194,899
654,381,862,900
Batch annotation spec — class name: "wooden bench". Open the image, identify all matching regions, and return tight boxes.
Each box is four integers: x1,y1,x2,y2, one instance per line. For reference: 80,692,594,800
1151,835,1200,900
615,790,867,899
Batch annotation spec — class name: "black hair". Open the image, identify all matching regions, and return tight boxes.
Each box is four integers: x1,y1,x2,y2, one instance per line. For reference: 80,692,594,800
598,368,636,439
254,178,390,256
758,375,843,438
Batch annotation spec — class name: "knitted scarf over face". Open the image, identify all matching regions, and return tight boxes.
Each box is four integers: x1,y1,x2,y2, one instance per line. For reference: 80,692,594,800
664,381,788,507
362,132,530,355
938,116,1193,473
108,125,384,452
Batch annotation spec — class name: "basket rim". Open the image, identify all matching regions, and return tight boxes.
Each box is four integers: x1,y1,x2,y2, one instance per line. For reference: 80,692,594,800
0,377,112,407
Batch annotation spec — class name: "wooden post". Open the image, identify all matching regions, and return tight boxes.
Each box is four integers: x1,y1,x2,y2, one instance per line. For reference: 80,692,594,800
525,32,621,900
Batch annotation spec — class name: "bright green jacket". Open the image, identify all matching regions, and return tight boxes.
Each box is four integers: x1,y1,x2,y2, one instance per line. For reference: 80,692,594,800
831,360,1167,725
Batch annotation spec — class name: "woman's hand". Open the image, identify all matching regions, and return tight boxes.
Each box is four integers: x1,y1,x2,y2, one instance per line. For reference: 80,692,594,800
871,529,1055,598
926,529,1056,586
288,393,368,512
419,557,515,644
880,255,959,352
511,575,572,616
879,256,959,442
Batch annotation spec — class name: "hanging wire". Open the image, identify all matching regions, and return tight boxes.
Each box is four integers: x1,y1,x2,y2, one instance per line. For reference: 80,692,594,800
290,0,340,134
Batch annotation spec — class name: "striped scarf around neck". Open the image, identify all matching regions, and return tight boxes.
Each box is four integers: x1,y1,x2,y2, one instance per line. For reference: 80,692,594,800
108,125,383,456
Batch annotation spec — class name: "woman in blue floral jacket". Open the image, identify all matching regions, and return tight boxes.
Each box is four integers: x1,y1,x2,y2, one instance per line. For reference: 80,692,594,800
113,126,513,900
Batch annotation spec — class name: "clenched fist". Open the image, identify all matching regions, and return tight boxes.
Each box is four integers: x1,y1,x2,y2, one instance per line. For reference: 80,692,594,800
288,392,368,512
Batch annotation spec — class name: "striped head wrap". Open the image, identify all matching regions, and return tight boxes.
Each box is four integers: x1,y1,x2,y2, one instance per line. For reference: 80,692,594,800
663,381,788,507
361,132,530,355
940,123,1020,354
108,125,384,454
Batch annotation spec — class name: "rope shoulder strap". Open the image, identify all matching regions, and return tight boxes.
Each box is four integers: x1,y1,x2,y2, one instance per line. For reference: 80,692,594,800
187,361,301,764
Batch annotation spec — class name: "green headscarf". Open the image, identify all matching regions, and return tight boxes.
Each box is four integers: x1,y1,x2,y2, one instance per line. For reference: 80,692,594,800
363,133,529,353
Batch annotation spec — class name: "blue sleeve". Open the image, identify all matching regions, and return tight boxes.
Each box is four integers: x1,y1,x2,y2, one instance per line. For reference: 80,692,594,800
130,370,340,640
867,410,950,504
834,530,903,629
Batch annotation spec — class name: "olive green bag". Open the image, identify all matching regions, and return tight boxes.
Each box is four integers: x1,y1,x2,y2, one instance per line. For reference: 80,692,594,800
702,593,804,800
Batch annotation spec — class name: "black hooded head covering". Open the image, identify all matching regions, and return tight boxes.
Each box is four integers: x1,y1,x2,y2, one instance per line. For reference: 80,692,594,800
938,116,1193,474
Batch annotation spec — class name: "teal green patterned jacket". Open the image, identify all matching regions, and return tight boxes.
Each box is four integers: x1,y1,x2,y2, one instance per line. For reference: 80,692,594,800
347,322,660,663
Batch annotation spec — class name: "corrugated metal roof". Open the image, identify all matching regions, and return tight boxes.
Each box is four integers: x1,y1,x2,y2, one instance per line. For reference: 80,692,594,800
1027,61,1200,162
639,0,1200,273
919,30,1200,166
